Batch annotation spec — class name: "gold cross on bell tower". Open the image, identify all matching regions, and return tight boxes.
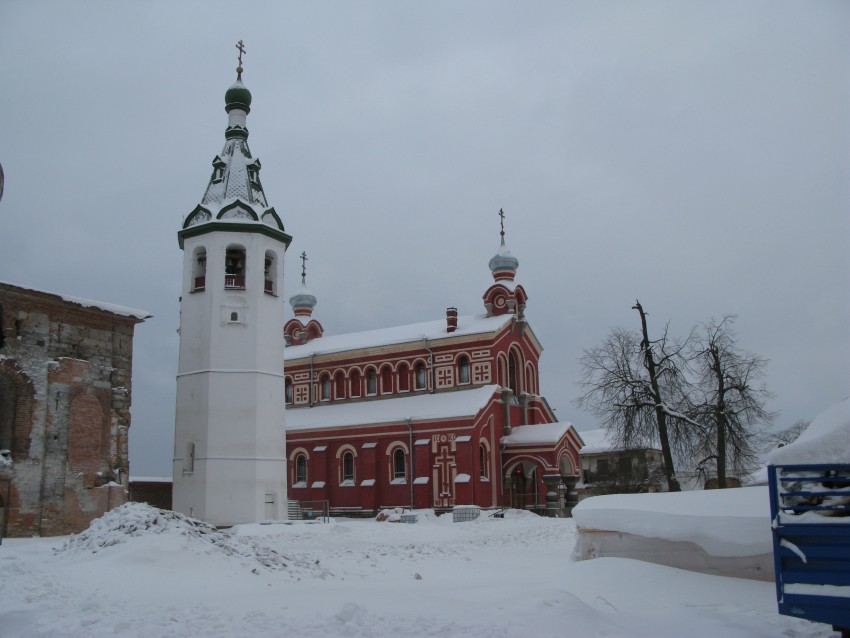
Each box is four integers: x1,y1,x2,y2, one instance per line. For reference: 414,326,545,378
235,40,246,80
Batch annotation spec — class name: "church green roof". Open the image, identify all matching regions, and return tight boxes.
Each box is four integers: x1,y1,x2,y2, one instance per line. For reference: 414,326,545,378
225,80,252,113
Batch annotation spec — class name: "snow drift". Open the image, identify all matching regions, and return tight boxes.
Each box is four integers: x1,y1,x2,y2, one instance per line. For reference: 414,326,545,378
768,397,850,466
572,486,774,580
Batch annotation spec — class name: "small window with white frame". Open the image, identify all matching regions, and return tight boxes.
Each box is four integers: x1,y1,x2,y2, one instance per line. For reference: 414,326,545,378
458,355,470,385
192,247,207,292
341,451,355,484
264,250,277,295
414,362,427,391
392,447,406,482
294,454,307,486
225,245,246,290
479,442,490,480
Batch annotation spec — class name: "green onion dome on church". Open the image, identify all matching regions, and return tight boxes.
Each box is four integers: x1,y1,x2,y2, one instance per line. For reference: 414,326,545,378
225,77,252,113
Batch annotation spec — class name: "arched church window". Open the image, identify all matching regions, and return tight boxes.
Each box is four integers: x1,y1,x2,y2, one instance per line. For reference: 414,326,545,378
264,250,277,295
414,362,427,391
320,374,331,402
479,443,490,479
224,245,246,289
285,378,293,405
380,366,392,395
192,247,207,292
334,371,346,399
458,355,470,385
342,451,355,483
350,370,362,398
525,364,536,395
508,351,519,396
366,368,377,396
397,363,410,392
393,448,406,481
295,454,307,484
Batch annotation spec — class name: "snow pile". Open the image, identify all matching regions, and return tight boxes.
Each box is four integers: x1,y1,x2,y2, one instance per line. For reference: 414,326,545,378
375,507,443,523
56,502,291,571
0,449,11,466
768,397,850,466
572,486,771,557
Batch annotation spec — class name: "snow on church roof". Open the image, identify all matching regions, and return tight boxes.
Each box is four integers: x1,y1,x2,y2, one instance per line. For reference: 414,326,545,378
501,422,573,446
0,281,151,320
577,428,618,454
286,384,500,432
284,313,513,360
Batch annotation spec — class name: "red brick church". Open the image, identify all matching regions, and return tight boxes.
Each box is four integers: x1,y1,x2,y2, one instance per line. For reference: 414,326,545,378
283,219,583,517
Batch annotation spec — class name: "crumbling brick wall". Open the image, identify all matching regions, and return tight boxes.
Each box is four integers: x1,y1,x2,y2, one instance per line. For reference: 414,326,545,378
0,283,146,537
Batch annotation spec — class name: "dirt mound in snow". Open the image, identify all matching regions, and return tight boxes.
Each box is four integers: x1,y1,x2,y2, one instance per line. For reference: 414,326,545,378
56,502,292,571
376,506,545,524
375,507,443,524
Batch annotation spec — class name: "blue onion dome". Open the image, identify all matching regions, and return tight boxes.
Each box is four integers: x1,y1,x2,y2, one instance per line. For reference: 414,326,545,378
225,79,252,113
489,241,519,275
289,283,317,313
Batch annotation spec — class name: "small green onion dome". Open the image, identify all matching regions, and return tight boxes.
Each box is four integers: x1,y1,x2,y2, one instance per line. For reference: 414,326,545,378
225,78,252,113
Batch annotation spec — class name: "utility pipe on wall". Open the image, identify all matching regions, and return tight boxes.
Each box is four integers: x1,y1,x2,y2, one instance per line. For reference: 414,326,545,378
406,418,414,511
421,338,435,394
309,354,315,407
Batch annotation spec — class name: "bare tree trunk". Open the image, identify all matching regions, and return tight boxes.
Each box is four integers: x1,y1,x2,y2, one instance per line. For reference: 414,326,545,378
634,301,681,492
709,345,728,488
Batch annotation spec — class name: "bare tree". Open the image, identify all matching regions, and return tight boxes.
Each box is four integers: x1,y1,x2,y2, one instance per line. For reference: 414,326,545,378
577,301,695,492
687,316,774,488
765,419,809,448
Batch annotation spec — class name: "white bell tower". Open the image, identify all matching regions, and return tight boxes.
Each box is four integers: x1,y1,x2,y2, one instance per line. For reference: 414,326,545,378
173,44,291,526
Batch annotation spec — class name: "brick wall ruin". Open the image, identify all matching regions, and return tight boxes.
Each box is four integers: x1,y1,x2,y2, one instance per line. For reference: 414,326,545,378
0,283,146,537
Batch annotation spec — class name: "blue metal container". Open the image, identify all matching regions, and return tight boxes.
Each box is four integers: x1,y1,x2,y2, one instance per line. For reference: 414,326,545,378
768,463,850,634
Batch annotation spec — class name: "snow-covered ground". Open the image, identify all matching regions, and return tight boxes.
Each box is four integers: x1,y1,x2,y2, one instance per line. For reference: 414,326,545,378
0,503,835,638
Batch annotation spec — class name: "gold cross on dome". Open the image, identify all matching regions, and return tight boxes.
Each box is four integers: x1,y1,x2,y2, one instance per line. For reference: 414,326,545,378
499,208,506,241
300,251,308,282
236,40,246,67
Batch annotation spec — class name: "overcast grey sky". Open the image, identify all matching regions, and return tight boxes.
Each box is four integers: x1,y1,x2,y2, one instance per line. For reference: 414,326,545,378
1,1,848,476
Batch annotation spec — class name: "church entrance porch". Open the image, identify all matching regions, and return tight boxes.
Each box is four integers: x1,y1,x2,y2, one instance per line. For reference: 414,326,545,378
506,461,542,512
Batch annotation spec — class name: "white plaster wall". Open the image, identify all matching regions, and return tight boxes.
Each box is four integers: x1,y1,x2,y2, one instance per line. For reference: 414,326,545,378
173,229,287,526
